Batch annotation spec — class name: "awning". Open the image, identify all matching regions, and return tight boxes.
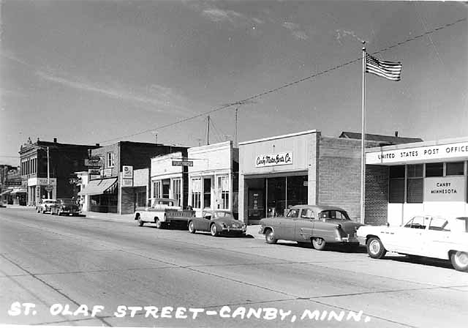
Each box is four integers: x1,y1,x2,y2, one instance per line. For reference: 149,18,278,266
0,189,12,196
11,188,27,195
78,178,117,196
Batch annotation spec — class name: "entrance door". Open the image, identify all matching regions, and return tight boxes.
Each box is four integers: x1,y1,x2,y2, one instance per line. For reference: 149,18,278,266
203,178,212,210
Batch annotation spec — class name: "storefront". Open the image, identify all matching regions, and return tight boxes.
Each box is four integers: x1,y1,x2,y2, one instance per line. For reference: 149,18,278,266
150,152,188,208
366,137,468,226
119,167,150,214
239,130,318,224
27,177,57,205
188,141,239,217
78,177,118,213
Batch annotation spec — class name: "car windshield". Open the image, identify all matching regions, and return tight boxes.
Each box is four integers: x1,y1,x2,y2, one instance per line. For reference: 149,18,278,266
58,198,75,205
319,210,350,220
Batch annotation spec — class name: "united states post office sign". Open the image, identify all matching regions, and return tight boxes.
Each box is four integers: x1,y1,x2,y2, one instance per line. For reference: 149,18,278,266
424,177,466,202
255,152,293,167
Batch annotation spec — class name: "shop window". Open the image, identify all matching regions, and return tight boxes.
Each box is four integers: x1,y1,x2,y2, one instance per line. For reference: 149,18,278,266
172,178,182,205
426,163,443,177
267,177,286,217
218,176,229,209
191,178,201,209
446,162,464,176
287,176,308,207
389,166,405,203
153,181,161,199
407,164,423,203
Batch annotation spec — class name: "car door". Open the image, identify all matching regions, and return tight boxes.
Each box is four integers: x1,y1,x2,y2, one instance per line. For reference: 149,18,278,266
294,208,315,242
280,208,299,241
390,216,427,255
419,217,452,260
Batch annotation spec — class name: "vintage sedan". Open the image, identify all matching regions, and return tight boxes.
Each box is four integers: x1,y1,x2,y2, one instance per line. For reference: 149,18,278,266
36,199,57,214
259,205,363,250
50,198,81,216
188,210,247,237
357,215,468,272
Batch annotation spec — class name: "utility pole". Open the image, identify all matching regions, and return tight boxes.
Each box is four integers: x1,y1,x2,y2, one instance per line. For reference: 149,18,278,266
206,115,210,145
234,107,238,147
46,146,50,199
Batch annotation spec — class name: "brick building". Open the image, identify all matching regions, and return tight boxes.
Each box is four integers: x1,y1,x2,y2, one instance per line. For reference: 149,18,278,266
238,130,421,225
79,141,188,214
0,165,22,205
18,138,99,206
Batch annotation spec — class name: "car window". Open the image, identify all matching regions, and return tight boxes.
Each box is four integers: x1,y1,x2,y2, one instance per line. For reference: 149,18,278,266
404,216,427,229
287,209,299,218
319,210,350,220
300,209,314,219
429,218,450,231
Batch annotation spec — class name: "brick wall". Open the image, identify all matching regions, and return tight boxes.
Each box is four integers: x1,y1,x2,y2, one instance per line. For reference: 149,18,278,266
318,137,362,220
365,165,389,225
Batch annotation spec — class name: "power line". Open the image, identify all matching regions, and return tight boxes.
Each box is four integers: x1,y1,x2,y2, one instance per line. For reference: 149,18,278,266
98,17,466,145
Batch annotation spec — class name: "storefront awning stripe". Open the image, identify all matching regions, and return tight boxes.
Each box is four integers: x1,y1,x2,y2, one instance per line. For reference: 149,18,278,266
0,190,12,196
78,178,117,196
10,188,27,194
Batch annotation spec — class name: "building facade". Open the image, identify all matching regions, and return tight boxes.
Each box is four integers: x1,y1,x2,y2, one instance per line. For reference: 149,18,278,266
187,141,239,217
365,136,468,226
150,151,189,209
18,138,99,206
79,142,187,214
0,165,22,205
238,130,419,225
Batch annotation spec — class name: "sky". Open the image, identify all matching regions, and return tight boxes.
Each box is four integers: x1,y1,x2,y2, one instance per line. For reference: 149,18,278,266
1,0,467,166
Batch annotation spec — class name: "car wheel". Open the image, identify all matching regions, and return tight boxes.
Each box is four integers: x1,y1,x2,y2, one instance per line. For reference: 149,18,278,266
188,221,196,234
155,218,162,229
210,224,218,236
451,251,468,272
312,237,326,250
367,237,386,259
138,218,144,227
265,229,277,244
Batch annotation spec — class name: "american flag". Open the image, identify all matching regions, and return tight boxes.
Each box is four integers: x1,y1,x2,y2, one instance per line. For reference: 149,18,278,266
365,53,402,81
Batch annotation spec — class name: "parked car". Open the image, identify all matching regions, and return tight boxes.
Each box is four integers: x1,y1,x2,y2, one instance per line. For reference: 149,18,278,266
188,210,247,237
357,215,468,272
50,198,81,216
36,199,57,214
134,198,195,228
259,205,363,250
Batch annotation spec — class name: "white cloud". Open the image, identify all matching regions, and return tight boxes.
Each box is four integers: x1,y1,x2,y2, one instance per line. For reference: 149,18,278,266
282,22,309,41
36,70,194,115
188,2,264,27
335,29,366,44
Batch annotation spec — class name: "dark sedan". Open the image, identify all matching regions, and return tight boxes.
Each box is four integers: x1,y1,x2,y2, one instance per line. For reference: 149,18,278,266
50,198,80,216
188,210,246,237
259,205,363,250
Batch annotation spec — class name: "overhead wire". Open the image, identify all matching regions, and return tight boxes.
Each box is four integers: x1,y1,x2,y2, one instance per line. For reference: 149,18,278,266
98,17,466,145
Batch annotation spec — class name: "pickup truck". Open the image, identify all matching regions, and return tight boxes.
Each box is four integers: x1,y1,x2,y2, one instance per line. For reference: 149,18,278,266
134,198,195,229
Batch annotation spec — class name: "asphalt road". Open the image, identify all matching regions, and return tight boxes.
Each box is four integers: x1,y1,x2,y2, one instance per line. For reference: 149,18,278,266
1,207,467,328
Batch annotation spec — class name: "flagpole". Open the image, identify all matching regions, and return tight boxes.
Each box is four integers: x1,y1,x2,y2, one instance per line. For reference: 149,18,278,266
360,42,366,224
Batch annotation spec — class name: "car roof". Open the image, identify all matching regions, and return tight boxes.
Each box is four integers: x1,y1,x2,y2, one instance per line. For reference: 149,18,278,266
290,205,347,212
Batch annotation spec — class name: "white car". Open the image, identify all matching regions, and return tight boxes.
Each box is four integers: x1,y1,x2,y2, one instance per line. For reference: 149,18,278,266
36,199,57,214
357,215,468,272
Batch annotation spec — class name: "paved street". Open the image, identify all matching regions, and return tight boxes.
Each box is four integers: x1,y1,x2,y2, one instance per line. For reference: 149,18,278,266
1,207,467,327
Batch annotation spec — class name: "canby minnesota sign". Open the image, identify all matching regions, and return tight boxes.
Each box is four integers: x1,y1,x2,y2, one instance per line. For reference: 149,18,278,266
255,152,293,167
424,177,465,202
366,141,468,164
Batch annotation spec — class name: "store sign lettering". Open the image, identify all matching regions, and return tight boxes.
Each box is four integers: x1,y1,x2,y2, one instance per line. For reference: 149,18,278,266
367,142,468,164
424,177,465,202
256,152,293,167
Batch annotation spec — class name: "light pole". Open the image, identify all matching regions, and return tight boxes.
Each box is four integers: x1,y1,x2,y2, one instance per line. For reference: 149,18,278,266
46,146,50,199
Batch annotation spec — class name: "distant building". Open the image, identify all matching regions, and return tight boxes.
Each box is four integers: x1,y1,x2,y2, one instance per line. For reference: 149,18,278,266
19,138,100,206
0,165,21,205
78,141,188,214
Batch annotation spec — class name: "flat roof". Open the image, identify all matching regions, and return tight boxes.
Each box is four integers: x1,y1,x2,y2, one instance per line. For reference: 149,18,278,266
367,135,468,152
239,130,318,146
